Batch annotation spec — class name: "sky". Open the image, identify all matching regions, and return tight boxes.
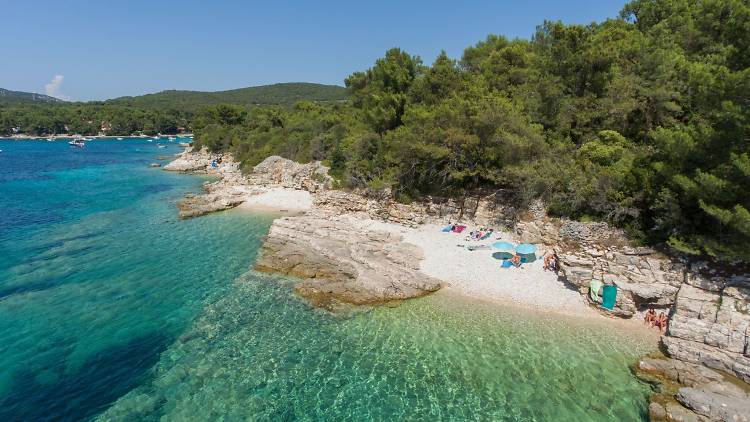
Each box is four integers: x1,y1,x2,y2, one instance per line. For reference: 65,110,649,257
0,0,628,101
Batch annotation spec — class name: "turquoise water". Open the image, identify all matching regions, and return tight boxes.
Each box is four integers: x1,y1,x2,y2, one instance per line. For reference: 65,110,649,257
0,139,654,421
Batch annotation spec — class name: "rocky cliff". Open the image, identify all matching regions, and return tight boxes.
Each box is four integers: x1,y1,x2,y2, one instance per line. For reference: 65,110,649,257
515,214,750,421
662,265,750,384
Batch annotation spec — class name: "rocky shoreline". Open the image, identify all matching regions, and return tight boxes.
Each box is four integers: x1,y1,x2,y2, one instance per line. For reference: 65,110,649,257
255,212,442,310
166,149,750,422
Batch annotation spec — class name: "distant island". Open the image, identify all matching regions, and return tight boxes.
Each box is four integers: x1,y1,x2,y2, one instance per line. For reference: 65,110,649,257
0,87,64,105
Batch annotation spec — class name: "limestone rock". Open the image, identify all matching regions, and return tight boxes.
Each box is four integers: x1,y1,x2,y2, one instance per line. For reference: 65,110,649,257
676,384,750,422
663,275,750,384
249,156,332,192
163,148,218,172
255,212,441,308
177,192,245,219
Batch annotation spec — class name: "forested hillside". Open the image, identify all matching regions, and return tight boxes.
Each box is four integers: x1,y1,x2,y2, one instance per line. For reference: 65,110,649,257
107,83,347,109
190,0,750,261
0,88,63,105
0,83,347,136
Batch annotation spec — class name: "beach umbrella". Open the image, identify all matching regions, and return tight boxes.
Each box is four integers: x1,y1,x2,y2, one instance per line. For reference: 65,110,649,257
492,251,514,260
492,241,515,252
515,243,537,255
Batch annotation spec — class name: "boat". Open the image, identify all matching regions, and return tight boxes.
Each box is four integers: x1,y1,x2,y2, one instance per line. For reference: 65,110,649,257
168,136,176,141
117,137,124,140
68,140,85,148
157,145,167,149
46,138,54,142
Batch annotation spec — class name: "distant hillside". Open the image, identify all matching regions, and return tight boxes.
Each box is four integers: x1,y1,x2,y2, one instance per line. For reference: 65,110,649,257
107,83,348,109
0,88,64,105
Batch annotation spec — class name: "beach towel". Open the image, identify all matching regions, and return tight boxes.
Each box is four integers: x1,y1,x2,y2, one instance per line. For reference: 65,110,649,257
453,225,467,233
479,232,492,240
501,260,513,268
441,225,453,232
589,279,603,302
601,285,617,310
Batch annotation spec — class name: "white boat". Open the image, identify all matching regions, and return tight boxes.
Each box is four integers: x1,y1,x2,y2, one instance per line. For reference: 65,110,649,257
117,137,124,140
157,145,167,149
68,140,85,148
46,138,54,142
168,136,176,141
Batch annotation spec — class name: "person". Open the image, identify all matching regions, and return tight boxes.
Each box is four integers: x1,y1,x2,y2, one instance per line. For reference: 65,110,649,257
644,308,656,327
551,251,560,273
544,250,559,272
656,312,668,332
510,253,522,268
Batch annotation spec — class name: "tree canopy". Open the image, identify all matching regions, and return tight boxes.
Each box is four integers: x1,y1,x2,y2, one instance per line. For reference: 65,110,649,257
4,0,749,262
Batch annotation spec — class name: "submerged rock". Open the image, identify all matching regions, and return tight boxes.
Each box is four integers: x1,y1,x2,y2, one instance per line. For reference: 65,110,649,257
255,212,441,308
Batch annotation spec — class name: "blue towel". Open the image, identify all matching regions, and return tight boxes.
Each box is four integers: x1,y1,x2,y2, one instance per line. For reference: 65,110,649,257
601,285,617,310
501,260,513,268
441,225,453,232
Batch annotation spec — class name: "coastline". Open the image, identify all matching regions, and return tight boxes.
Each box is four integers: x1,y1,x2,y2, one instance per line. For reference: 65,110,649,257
0,133,194,141
163,148,659,326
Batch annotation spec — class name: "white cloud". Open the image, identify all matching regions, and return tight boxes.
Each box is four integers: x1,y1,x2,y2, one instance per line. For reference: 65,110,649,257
44,75,70,100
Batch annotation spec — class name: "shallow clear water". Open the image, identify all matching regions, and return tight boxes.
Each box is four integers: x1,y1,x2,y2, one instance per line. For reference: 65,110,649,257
0,139,654,421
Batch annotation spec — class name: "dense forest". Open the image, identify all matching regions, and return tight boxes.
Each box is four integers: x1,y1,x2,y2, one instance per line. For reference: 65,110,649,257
3,0,748,262
0,104,190,136
106,83,348,109
190,0,750,262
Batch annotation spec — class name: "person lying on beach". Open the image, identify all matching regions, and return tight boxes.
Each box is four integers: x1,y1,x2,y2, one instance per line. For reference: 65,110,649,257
644,308,656,326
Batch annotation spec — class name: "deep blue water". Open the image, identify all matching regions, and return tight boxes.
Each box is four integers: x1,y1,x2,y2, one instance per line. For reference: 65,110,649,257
0,139,654,421
0,139,275,421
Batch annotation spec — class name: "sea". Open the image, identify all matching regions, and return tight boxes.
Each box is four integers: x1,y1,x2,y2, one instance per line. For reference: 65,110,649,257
0,138,655,421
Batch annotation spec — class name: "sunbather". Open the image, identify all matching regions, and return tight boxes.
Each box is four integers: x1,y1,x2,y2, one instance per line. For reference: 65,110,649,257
655,312,668,332
644,308,656,327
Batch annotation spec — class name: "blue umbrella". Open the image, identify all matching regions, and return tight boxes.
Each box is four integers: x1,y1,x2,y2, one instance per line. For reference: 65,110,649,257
492,241,515,252
492,251,514,260
515,243,537,255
